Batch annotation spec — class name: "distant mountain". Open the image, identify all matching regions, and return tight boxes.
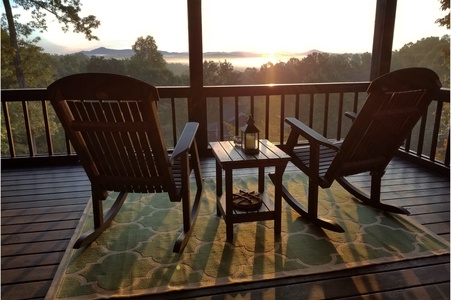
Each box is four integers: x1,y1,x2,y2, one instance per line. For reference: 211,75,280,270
78,48,261,58
79,47,134,58
77,47,321,60
75,47,323,71
78,47,193,60
304,49,323,55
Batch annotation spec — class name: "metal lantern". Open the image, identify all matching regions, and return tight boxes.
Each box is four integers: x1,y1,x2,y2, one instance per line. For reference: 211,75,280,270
241,115,260,154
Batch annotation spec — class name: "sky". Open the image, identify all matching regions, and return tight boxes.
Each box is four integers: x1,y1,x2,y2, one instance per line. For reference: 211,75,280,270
2,0,449,55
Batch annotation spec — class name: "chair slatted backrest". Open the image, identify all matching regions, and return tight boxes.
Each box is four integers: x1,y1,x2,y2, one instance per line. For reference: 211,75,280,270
49,73,175,195
326,68,442,179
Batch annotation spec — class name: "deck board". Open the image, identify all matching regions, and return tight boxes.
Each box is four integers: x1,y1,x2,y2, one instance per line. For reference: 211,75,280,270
1,157,449,299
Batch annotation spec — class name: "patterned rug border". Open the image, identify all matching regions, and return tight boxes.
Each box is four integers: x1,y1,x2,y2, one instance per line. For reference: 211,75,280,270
46,175,450,300
47,195,93,300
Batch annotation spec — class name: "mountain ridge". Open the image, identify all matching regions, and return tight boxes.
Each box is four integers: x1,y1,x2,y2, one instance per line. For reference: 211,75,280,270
78,47,323,59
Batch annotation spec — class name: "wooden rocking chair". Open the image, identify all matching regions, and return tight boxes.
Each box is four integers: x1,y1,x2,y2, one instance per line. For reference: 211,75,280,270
275,68,441,232
48,73,204,252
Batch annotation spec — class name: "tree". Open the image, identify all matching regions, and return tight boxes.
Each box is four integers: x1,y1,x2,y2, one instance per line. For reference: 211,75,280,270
241,67,260,84
391,36,450,86
435,0,450,86
50,52,88,78
1,27,55,88
436,0,450,29
127,35,176,85
1,28,63,156
86,56,126,74
2,0,100,87
203,60,220,85
131,35,166,69
203,60,241,85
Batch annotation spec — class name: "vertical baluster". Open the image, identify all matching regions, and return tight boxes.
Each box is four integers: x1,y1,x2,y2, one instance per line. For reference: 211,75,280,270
280,94,285,145
309,94,314,128
429,100,443,162
249,95,256,138
337,92,344,141
22,100,35,157
171,97,177,146
66,133,73,155
323,93,330,137
265,95,270,139
2,101,15,157
416,112,428,158
353,92,359,113
404,131,412,152
445,134,450,166
219,97,224,140
234,96,239,135
295,93,300,120
42,100,54,156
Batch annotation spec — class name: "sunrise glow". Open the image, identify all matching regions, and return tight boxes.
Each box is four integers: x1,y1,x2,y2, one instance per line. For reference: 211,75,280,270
2,0,447,59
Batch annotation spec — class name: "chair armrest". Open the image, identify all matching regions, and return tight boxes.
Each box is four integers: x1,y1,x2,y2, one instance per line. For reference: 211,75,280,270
170,122,199,163
285,117,340,151
344,111,357,121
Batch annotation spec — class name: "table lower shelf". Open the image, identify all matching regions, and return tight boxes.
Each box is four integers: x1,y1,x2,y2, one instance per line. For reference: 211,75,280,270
216,192,277,223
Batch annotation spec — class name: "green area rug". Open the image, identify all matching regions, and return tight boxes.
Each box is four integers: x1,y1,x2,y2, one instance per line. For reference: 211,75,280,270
47,173,449,299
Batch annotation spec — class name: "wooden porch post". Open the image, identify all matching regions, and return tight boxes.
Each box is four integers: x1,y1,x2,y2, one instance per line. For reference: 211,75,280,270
370,0,397,80
187,0,208,155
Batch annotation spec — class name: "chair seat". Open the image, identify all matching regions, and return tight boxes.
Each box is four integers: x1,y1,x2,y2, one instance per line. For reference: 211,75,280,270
292,142,342,178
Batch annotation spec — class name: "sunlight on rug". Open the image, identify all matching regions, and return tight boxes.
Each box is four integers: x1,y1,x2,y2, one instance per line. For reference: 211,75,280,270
46,173,449,299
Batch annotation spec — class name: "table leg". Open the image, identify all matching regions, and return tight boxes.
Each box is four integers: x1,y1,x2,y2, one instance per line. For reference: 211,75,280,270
225,168,234,241
273,165,283,235
258,166,265,193
216,160,222,217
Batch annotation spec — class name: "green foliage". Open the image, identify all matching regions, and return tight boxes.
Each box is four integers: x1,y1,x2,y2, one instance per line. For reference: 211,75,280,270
246,52,373,84
436,0,450,29
392,36,450,87
5,34,445,88
3,0,101,87
127,35,178,85
50,53,88,78
1,26,65,156
12,0,100,40
131,36,166,68
1,28,55,88
203,60,241,85
86,56,126,75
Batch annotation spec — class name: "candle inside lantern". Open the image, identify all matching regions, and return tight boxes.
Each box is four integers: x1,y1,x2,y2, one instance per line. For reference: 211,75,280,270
241,115,260,154
245,134,255,149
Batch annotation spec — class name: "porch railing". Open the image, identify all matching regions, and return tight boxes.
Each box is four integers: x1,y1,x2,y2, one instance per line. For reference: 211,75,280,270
1,83,449,174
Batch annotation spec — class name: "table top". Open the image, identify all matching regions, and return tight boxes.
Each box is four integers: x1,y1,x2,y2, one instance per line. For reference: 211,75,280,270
209,139,290,169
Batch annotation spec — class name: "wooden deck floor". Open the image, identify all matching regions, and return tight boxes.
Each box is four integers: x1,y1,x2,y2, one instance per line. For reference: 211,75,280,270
1,157,449,299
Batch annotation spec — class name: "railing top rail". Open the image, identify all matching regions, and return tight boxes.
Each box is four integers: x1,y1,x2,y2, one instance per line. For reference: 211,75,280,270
202,82,370,97
2,84,448,102
0,86,193,101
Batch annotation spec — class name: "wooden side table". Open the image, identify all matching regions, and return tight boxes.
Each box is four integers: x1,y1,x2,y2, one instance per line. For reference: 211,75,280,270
209,139,290,241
